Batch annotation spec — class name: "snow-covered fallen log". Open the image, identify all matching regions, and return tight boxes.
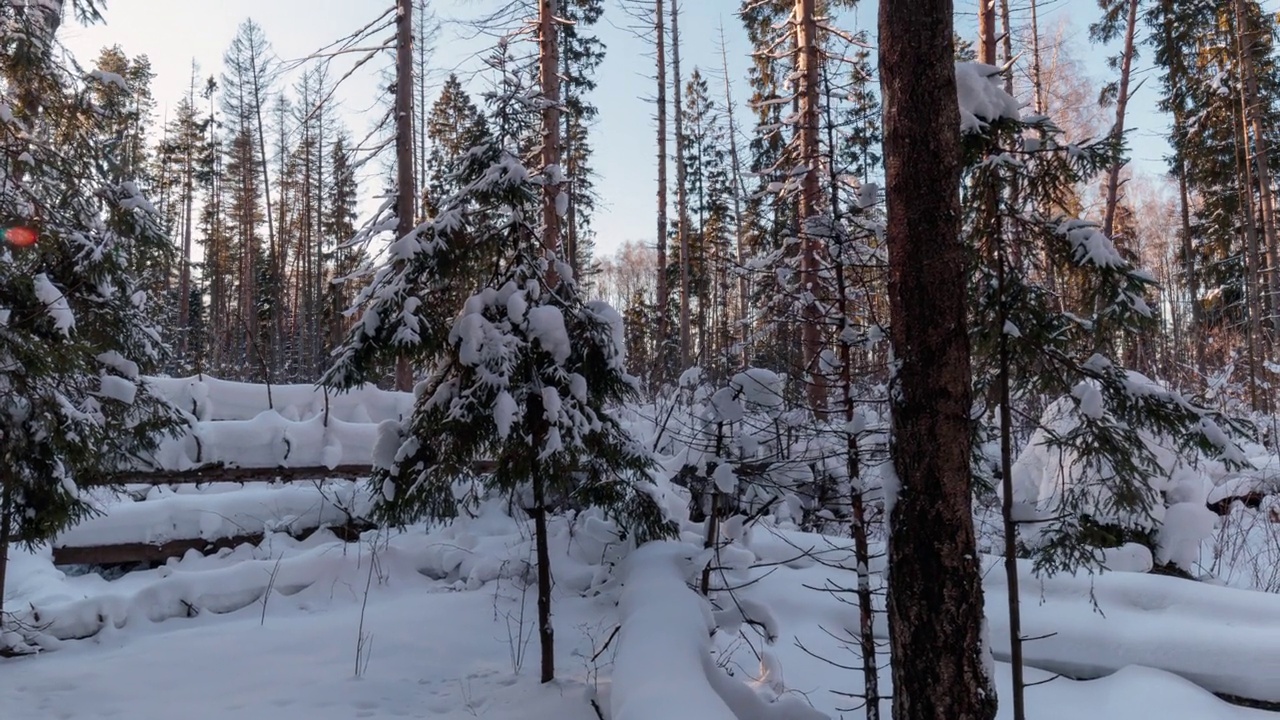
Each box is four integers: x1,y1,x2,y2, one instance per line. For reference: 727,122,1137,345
612,543,738,720
9,501,577,650
984,556,1280,703
146,412,381,472
146,375,412,423
612,543,825,720
56,482,372,551
9,537,436,645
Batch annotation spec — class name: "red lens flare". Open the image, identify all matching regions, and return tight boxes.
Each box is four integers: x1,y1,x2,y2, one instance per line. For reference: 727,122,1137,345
3,225,38,248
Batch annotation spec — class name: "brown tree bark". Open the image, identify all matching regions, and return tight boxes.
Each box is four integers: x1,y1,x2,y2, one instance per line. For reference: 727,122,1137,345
394,0,416,392
796,0,826,413
879,0,998,717
537,0,564,684
978,0,997,65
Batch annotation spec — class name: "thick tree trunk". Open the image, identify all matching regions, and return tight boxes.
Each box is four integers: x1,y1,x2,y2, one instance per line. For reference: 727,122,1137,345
796,0,826,413
671,0,691,372
879,0,998,718
394,0,416,392
1101,0,1139,243
654,0,670,384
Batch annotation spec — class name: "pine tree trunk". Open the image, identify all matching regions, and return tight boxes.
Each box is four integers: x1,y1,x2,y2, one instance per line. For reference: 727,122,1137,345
879,1,997,717
537,0,563,685
395,0,416,392
672,0,691,372
540,0,563,283
978,0,997,65
654,0,670,384
796,0,825,413
1102,0,1139,243
1233,0,1280,348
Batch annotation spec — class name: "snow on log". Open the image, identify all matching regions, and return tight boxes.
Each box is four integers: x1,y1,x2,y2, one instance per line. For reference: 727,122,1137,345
56,482,372,550
612,543,827,720
146,375,413,423
612,542,738,720
985,556,1280,703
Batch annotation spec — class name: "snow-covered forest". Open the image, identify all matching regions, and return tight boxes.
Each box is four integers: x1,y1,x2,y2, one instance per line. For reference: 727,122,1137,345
3,0,1280,719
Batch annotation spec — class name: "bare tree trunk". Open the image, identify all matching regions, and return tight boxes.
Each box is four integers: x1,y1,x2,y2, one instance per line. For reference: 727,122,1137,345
796,0,826,413
248,50,278,367
978,0,997,65
563,46,578,278
671,0,691,372
998,0,1013,95
394,0,416,392
879,0,998,717
415,0,431,216
1029,0,1046,115
719,26,749,369
654,0,670,384
1102,0,1139,242
537,0,563,685
178,73,196,362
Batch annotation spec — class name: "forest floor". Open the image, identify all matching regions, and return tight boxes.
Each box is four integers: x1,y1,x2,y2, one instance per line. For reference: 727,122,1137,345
3,512,1278,720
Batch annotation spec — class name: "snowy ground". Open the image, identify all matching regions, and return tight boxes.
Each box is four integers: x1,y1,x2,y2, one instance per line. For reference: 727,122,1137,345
5,377,1279,718
5,511,1278,719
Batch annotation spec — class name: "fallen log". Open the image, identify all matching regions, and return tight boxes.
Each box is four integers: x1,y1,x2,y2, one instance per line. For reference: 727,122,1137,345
53,534,266,566
81,460,498,487
53,519,377,567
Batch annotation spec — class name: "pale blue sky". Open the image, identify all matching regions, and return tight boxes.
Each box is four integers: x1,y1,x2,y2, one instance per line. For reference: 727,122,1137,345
58,0,1169,257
